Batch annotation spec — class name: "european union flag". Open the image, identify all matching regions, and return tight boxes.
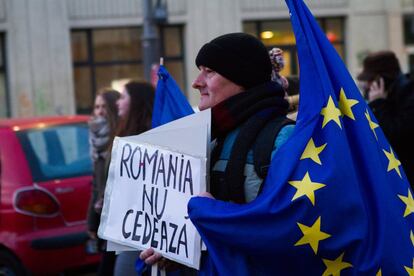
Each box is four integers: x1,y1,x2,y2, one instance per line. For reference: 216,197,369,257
188,0,414,275
152,65,194,128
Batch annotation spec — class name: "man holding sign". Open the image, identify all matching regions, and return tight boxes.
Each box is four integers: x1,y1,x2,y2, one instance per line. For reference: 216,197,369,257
140,33,294,271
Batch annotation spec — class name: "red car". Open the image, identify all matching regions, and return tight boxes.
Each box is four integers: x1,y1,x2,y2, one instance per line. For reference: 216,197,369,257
0,116,100,275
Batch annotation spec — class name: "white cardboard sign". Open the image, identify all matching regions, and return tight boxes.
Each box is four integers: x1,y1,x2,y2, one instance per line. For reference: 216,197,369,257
99,110,210,269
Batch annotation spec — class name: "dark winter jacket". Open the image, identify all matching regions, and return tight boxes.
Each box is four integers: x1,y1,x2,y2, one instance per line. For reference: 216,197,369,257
369,73,414,187
209,81,294,203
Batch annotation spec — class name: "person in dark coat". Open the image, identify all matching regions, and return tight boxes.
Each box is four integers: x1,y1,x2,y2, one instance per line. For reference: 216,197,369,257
139,33,295,273
113,80,155,276
357,50,414,187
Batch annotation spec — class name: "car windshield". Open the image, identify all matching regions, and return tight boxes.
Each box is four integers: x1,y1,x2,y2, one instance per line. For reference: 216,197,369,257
16,123,92,181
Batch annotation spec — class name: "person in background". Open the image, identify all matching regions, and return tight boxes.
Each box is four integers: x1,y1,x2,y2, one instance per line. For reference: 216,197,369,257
140,32,295,272
357,50,414,187
113,80,155,276
269,47,299,119
87,88,120,276
269,47,289,90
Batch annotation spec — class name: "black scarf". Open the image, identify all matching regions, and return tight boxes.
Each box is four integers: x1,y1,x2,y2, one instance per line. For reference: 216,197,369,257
211,81,289,139
210,81,289,203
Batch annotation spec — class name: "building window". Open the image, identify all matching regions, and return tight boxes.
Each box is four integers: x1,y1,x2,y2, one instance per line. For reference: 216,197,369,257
404,14,414,45
404,14,414,75
71,26,185,114
243,17,345,77
0,33,9,118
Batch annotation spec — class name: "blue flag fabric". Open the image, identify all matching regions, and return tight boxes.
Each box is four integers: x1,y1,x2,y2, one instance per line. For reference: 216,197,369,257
151,65,194,128
188,0,414,275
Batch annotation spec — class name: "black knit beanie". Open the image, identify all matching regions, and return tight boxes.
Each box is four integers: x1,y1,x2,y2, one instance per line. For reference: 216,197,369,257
195,33,272,89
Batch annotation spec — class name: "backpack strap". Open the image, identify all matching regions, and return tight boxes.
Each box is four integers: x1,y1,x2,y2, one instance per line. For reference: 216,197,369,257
210,112,294,203
253,117,295,179
224,110,280,203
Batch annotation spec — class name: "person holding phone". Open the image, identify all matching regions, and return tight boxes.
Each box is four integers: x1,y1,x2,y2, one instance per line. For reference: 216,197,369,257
357,50,414,187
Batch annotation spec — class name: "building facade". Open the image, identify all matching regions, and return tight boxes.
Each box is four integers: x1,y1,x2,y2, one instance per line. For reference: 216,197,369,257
0,0,413,117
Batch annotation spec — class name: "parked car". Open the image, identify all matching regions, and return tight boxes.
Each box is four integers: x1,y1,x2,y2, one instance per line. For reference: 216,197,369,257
0,116,100,275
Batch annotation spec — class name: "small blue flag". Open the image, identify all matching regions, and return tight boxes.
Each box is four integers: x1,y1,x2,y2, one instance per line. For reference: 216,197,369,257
188,0,414,275
151,65,194,128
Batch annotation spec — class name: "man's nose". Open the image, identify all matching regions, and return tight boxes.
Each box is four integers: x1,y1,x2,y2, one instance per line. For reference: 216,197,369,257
192,74,204,89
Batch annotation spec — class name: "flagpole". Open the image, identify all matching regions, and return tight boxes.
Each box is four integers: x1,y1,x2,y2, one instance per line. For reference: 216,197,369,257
151,263,166,276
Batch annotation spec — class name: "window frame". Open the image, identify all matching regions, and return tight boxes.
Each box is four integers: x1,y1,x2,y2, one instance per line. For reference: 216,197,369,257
0,33,10,117
71,25,186,114
16,123,92,182
403,14,414,75
159,25,187,99
243,17,346,75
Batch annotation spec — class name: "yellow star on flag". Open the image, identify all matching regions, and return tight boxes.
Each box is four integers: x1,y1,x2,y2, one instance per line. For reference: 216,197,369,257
295,216,331,254
289,172,326,206
365,110,379,140
338,88,358,120
321,96,342,129
398,189,414,217
322,252,353,276
383,147,402,178
411,231,414,247
404,258,414,276
300,138,327,165
376,269,382,276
